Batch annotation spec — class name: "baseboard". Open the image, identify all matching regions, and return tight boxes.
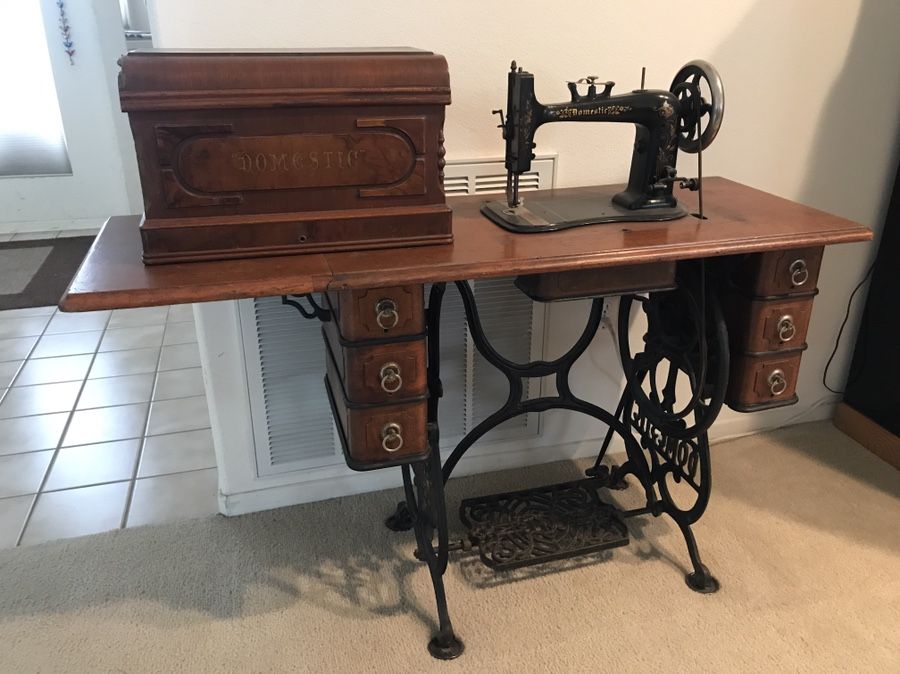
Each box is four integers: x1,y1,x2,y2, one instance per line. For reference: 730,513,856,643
217,372,846,518
219,403,842,516
219,437,623,516
833,402,900,470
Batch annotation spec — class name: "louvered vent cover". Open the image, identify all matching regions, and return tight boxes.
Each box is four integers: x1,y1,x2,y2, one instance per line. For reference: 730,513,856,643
472,278,535,439
442,156,556,195
242,156,556,476
428,279,539,445
246,284,541,475
246,296,336,475
429,283,469,441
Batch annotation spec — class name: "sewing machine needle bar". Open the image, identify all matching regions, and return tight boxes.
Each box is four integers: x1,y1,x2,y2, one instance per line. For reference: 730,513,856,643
506,171,520,208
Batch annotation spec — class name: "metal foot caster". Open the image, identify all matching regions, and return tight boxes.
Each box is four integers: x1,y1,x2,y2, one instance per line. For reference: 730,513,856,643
685,564,720,593
385,501,415,531
585,463,630,490
428,634,465,660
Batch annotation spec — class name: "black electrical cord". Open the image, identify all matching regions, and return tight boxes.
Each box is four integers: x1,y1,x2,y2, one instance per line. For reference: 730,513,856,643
822,261,875,395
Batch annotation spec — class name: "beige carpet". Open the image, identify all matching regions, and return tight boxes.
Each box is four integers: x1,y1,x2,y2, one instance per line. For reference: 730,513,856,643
1,421,898,673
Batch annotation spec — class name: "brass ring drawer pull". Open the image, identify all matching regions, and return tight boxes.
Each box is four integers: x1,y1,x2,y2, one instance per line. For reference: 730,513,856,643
379,362,402,393
789,259,809,287
767,369,788,396
375,298,399,330
381,422,403,452
776,315,796,342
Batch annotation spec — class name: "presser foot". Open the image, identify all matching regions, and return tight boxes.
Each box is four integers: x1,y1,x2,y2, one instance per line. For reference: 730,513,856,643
384,501,415,531
669,509,720,594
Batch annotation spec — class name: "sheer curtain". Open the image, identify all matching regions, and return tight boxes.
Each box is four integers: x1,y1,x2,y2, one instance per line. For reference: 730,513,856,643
0,1,71,177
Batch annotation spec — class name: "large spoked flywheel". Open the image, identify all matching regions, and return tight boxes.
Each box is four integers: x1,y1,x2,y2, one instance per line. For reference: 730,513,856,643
617,264,729,441
670,60,725,154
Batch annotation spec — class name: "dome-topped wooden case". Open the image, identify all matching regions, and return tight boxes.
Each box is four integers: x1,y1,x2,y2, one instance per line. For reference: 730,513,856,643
118,48,452,264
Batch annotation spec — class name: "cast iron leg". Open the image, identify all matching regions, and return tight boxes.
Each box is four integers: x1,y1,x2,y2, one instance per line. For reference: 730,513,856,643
384,501,415,532
615,262,727,593
385,283,447,533
403,427,463,660
666,506,720,593
585,388,631,489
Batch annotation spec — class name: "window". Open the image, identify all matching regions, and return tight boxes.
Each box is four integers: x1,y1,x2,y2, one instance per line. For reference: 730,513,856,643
0,1,71,177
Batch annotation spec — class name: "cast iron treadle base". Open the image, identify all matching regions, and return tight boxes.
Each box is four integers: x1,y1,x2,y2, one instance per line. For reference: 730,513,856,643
459,478,629,571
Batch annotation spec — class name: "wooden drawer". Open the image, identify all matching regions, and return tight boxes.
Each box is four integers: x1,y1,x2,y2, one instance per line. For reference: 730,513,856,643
325,345,428,470
326,285,424,340
735,247,823,297
726,349,804,412
322,319,426,404
725,294,815,353
515,261,676,302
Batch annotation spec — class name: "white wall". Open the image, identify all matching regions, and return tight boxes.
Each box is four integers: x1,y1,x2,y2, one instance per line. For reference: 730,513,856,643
151,1,899,454
0,0,141,233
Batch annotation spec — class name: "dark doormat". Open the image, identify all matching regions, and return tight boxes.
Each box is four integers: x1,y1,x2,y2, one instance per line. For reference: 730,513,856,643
0,237,95,311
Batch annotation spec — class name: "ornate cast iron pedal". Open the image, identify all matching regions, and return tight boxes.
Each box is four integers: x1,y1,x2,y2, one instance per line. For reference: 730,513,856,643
459,478,629,571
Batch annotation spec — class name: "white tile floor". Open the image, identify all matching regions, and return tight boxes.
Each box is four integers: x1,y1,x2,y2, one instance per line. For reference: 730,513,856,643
0,303,218,549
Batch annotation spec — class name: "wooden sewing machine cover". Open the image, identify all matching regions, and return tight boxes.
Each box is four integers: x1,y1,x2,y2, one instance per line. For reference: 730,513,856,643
118,48,452,264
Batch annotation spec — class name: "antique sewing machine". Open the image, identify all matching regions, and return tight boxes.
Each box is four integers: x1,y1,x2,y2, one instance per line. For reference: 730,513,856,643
65,50,873,662
482,60,725,231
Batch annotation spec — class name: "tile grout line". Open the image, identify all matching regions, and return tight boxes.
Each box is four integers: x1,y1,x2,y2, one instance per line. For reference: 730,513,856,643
4,304,208,544
119,336,170,528
3,337,198,392
1,390,206,421
0,465,217,500
0,311,57,407
14,308,115,547
0,309,57,541
0,424,212,457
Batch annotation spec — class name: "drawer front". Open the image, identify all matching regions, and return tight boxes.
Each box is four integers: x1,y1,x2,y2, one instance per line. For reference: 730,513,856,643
515,261,676,302
738,247,823,297
325,356,428,469
727,295,815,353
323,320,426,404
726,350,804,412
328,285,424,340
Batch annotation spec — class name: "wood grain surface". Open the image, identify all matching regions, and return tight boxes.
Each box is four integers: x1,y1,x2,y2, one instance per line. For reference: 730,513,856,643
60,178,873,311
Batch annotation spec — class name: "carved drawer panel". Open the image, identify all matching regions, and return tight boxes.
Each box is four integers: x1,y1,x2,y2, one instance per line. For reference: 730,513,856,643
725,295,815,353
326,285,424,341
322,320,426,404
726,349,804,412
735,246,824,297
325,342,427,470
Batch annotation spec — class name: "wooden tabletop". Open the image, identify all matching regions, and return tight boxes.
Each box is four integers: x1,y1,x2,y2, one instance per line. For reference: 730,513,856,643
60,177,872,311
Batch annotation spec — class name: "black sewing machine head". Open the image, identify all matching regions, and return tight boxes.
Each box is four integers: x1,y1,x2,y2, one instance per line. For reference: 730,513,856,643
481,60,725,232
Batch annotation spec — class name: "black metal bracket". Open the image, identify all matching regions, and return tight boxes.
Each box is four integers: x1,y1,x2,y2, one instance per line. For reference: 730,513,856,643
403,424,464,659
281,293,331,322
440,281,655,500
389,266,726,614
